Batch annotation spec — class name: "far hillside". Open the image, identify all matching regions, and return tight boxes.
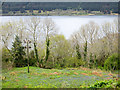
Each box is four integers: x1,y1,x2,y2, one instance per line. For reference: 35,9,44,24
2,2,118,16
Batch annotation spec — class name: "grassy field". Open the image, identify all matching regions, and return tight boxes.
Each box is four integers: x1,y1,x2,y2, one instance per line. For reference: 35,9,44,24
2,67,119,88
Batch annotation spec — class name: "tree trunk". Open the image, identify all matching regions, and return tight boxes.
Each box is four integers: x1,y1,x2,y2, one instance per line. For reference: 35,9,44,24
34,42,39,67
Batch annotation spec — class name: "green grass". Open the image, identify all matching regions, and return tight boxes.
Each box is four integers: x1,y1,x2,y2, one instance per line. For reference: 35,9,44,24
2,67,119,88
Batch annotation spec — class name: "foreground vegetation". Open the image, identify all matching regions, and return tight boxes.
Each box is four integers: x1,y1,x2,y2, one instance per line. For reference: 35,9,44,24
0,16,119,88
2,67,119,88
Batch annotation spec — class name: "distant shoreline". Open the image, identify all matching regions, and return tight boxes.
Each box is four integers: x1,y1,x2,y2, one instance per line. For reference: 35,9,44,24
1,14,118,16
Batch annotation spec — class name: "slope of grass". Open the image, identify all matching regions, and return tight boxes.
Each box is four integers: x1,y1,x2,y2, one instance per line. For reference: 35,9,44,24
2,67,119,88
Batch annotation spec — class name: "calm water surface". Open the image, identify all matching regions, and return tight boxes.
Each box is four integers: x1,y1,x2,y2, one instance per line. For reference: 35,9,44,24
0,15,117,39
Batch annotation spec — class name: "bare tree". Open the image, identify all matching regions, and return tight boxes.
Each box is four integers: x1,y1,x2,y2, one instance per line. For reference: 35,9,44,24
89,20,118,66
15,19,27,41
25,17,41,66
86,21,99,67
0,22,15,53
87,21,99,45
70,32,82,59
70,21,99,67
42,18,57,63
0,21,17,67
101,20,118,55
70,24,89,65
77,24,89,43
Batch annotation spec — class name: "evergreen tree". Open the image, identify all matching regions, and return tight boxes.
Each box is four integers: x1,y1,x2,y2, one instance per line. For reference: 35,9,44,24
76,43,81,59
84,41,87,61
94,55,98,68
11,35,25,67
89,53,94,68
45,38,50,62
83,41,88,67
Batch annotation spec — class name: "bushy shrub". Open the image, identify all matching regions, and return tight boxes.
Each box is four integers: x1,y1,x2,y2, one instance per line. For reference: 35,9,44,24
2,47,12,62
104,53,119,71
2,47,13,69
65,57,85,67
89,80,119,88
116,80,120,88
41,58,55,69
29,50,37,66
98,66,104,70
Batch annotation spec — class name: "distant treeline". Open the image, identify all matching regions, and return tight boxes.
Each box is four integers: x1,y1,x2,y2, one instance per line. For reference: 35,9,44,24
2,2,118,13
